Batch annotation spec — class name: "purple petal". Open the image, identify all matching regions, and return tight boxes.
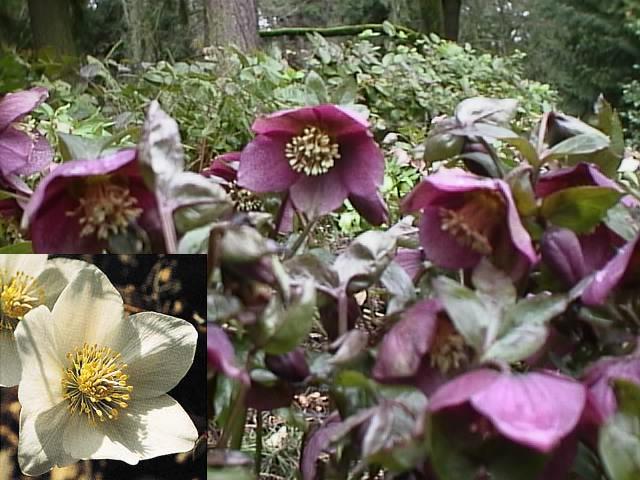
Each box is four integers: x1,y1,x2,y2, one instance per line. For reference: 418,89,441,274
348,190,388,226
419,206,482,269
582,353,640,424
471,371,586,453
428,369,500,412
541,227,588,286
373,299,441,381
338,131,384,196
0,127,36,175
0,87,48,132
497,181,538,268
394,248,426,282
301,413,343,480
582,234,640,305
202,151,240,181
252,106,319,136
207,325,250,385
275,193,296,233
289,167,348,218
579,224,622,274
314,104,370,138
265,347,310,382
237,134,300,192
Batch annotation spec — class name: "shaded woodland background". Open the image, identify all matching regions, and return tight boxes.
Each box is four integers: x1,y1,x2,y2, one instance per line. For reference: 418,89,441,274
0,0,638,116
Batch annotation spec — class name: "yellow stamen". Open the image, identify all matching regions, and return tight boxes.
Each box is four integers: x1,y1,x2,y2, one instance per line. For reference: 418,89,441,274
62,343,133,424
285,126,340,176
0,270,44,330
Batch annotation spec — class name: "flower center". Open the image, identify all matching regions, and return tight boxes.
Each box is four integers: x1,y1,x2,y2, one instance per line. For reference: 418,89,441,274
285,126,341,176
429,318,469,373
0,270,43,330
439,189,506,255
66,179,143,240
62,343,133,423
230,181,263,211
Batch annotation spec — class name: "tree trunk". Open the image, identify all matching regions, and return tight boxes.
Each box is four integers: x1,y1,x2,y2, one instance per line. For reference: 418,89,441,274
206,0,259,51
27,0,76,57
122,0,153,63
442,0,461,41
418,0,444,36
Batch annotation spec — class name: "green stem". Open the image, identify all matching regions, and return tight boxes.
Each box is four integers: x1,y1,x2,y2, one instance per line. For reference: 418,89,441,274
285,216,317,260
219,351,254,449
259,23,419,39
255,411,263,476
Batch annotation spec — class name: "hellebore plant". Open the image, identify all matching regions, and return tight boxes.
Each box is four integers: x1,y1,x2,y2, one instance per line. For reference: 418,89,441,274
237,104,388,229
0,255,94,387
0,87,52,190
14,264,198,475
23,148,162,253
401,167,537,277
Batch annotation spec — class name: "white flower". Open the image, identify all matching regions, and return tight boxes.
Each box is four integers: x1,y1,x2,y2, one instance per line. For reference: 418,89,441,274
14,265,199,476
0,255,92,387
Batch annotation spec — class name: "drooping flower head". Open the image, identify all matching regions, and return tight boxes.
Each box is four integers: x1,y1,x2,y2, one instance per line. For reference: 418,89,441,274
582,232,640,305
203,152,262,211
0,255,93,387
24,148,162,253
401,168,536,276
237,105,388,226
0,87,52,186
14,266,198,475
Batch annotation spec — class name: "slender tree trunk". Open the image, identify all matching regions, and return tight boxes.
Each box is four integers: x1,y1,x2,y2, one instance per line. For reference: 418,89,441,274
27,0,76,57
442,0,461,41
206,0,259,51
419,0,444,36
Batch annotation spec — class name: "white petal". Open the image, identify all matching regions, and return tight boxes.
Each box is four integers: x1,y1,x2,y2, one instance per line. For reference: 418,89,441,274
15,305,65,413
0,254,47,279
100,394,198,461
18,402,77,476
52,266,125,356
117,312,198,398
62,413,140,465
0,329,21,387
36,257,92,309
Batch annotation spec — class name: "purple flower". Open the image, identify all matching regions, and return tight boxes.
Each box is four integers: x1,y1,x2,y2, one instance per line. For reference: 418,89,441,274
394,247,427,282
0,87,52,183
201,152,240,182
401,168,536,275
24,148,162,253
429,368,587,453
582,233,640,305
536,162,639,208
582,349,640,425
207,324,249,385
237,105,388,226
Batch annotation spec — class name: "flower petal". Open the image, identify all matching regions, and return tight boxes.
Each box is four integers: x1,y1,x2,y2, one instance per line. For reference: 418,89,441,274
98,394,197,461
289,167,348,218
315,105,370,138
0,329,21,387
373,299,441,380
252,107,319,136
337,132,384,196
582,234,640,305
0,127,36,175
471,372,586,453
541,227,588,286
348,190,388,226
0,87,48,131
0,253,47,279
18,402,77,476
419,206,481,269
51,266,125,357
394,248,426,282
237,134,300,192
15,306,66,412
498,182,538,268
115,312,198,398
207,324,250,385
36,257,91,309
62,412,139,465
429,369,500,412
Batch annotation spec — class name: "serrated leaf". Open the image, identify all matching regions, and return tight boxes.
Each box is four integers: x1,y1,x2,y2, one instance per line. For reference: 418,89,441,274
541,186,622,234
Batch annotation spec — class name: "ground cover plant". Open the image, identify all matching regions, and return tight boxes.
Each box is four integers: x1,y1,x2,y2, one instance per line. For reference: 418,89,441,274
1,23,640,480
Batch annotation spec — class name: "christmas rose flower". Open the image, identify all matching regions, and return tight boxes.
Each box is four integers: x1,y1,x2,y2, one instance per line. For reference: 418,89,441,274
401,168,536,276
0,87,53,184
429,368,586,453
582,232,640,305
24,148,162,253
0,255,93,387
14,266,198,475
237,105,388,226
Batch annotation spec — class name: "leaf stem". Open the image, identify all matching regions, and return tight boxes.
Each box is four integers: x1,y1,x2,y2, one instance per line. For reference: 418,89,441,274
160,206,178,253
285,215,317,259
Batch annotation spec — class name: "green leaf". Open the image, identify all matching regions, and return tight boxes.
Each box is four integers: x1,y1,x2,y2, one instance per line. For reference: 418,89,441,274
423,132,464,164
0,242,32,253
599,380,640,480
433,276,490,352
454,97,519,127
540,186,623,234
471,260,517,308
604,204,640,242
58,133,114,162
544,133,610,160
177,225,211,254
261,279,316,354
380,261,416,315
305,71,329,104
